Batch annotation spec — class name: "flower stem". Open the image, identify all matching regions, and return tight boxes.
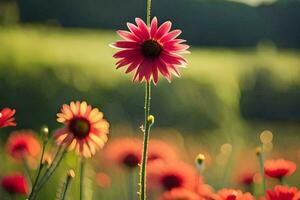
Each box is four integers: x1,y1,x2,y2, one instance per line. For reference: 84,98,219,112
139,0,153,199
22,156,33,188
59,171,74,200
33,148,67,199
80,158,85,200
257,147,266,195
139,82,152,200
146,0,152,25
28,136,48,199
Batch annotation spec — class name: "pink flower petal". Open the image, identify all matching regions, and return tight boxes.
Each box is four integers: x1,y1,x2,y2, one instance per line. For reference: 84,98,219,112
150,17,158,38
154,21,172,40
117,30,141,42
160,29,182,43
168,65,181,77
157,59,171,82
127,23,145,40
160,52,187,66
126,60,142,73
113,49,138,58
112,41,141,49
135,18,150,39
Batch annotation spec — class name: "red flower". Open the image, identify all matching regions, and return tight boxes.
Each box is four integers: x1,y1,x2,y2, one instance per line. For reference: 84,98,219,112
6,130,41,160
0,107,16,128
1,173,29,195
111,17,189,84
266,185,300,200
158,188,203,200
104,138,142,168
264,159,296,179
148,160,200,191
55,101,110,158
211,189,255,200
237,172,255,186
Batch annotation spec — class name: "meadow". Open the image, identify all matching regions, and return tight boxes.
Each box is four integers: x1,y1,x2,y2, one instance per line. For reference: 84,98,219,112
0,25,300,199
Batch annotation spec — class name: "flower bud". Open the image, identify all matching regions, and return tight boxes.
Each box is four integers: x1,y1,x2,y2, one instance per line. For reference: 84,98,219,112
41,126,49,142
147,115,155,125
256,147,262,156
42,153,52,167
67,169,75,178
195,153,206,171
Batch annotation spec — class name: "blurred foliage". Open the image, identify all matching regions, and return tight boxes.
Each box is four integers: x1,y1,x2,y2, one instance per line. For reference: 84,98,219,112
14,0,300,47
0,1,19,25
240,68,300,121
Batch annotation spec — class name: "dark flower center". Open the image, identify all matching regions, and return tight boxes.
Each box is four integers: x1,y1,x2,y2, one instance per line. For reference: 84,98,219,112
69,117,90,139
226,195,237,200
161,174,183,190
122,154,140,168
14,143,28,155
141,40,162,58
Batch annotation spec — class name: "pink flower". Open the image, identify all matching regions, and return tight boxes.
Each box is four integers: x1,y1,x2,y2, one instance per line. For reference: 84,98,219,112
0,108,16,128
1,173,29,195
111,17,189,84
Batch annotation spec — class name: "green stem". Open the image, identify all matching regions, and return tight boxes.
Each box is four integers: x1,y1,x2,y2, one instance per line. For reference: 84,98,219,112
28,138,47,200
258,149,266,195
139,82,152,200
146,0,152,25
22,156,33,188
33,148,67,198
80,158,85,200
60,173,73,200
139,1,153,198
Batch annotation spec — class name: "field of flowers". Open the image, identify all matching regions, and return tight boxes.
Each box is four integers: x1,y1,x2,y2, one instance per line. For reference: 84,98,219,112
1,14,300,200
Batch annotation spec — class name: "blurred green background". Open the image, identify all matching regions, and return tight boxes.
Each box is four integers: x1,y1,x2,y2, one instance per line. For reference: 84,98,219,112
0,0,300,199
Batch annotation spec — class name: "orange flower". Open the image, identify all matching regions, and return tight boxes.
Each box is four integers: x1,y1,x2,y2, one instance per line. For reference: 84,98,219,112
264,159,296,179
148,160,200,191
197,184,214,199
148,139,179,162
211,189,255,200
158,188,203,200
0,107,16,128
55,101,109,158
266,185,300,200
6,130,41,160
104,138,142,168
1,173,29,195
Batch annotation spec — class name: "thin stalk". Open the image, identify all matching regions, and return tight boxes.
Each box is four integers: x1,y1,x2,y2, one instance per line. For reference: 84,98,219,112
22,156,33,187
34,148,67,197
139,1,153,199
257,148,266,195
146,0,152,25
59,172,74,200
139,82,152,200
80,158,85,200
28,137,48,200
